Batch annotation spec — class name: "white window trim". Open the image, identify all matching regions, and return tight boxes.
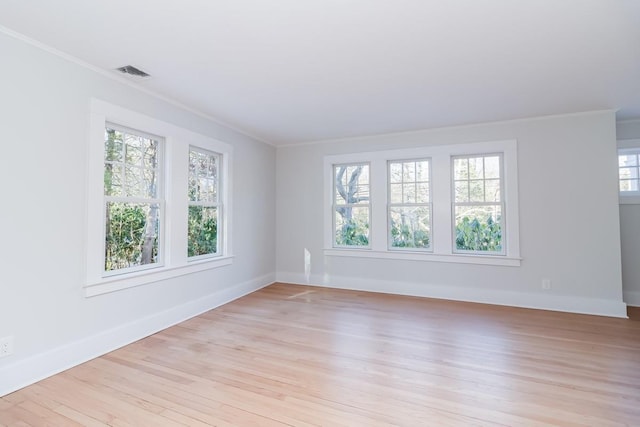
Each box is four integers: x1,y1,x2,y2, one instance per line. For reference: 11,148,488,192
618,139,640,205
332,162,372,249
103,123,166,276
323,140,521,267
387,158,433,252
451,153,505,256
188,146,223,261
85,99,233,297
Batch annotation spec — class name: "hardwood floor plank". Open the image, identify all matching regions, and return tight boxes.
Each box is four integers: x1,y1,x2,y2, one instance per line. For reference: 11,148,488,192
2,283,639,426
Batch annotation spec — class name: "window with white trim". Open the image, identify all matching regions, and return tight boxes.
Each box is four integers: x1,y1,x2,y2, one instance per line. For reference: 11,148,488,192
452,154,504,254
323,139,520,267
333,163,370,247
618,148,640,193
188,148,221,258
388,159,432,250
86,99,233,297
104,124,164,274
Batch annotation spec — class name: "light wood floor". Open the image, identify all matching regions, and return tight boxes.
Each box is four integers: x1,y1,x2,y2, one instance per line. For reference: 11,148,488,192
2,283,640,426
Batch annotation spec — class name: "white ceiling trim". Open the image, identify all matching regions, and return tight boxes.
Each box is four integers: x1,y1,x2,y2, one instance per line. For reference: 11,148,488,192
276,109,617,149
0,24,275,147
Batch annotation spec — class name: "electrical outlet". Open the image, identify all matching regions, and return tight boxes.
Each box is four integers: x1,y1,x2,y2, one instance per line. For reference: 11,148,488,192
542,279,552,290
0,336,14,358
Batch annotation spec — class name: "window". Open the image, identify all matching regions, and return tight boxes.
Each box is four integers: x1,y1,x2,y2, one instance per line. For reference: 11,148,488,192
618,149,640,193
333,163,370,247
86,99,233,297
452,154,504,254
324,139,520,266
104,124,164,274
388,159,431,250
188,148,221,258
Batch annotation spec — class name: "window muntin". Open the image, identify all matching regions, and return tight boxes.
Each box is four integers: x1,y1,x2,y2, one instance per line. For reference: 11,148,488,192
388,159,432,250
323,140,520,267
333,163,370,247
104,124,163,274
452,154,504,254
188,148,221,258
619,150,640,193
87,99,234,297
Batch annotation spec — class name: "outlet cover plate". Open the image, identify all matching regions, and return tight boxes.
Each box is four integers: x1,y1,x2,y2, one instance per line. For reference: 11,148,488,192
0,336,14,357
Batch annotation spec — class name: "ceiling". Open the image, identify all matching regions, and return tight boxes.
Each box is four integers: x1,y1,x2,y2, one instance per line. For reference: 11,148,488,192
2,0,639,146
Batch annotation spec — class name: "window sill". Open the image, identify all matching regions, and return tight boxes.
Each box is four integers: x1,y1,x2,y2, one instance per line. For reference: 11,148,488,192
84,255,234,297
324,249,521,267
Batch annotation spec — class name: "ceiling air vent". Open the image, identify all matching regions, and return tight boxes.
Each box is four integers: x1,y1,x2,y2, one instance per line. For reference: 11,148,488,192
115,65,150,78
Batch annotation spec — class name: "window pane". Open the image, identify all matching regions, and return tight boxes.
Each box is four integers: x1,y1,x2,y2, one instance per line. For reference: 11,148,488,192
416,161,430,182
188,177,198,201
125,135,142,165
105,129,123,162
104,164,122,197
105,202,160,271
620,179,639,192
124,165,155,198
143,169,158,196
107,130,160,199
484,156,500,179
455,181,468,202
389,162,403,183
416,182,430,203
454,158,468,179
143,141,159,169
188,206,218,257
335,206,369,246
403,183,416,203
484,179,501,202
355,184,370,203
334,164,369,205
403,162,415,182
124,165,140,197
468,157,484,179
390,206,431,249
335,166,346,204
619,154,638,167
390,183,403,204
454,205,502,252
469,180,484,202
619,167,638,180
189,149,219,203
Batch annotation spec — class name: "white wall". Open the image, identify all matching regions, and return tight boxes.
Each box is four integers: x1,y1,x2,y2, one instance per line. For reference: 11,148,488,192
276,111,626,317
616,119,640,306
0,31,276,395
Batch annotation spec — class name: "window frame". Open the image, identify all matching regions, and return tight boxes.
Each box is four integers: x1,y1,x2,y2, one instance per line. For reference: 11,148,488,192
103,123,166,276
451,153,505,256
323,140,520,267
387,158,433,252
188,146,223,260
332,162,371,249
618,140,640,205
85,99,233,297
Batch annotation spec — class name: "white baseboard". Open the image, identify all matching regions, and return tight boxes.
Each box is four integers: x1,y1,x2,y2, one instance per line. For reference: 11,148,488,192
276,271,628,318
624,290,640,307
0,273,275,397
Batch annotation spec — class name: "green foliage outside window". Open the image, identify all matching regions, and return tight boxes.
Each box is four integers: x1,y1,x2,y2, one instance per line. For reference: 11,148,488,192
389,205,430,249
105,202,159,271
188,206,218,257
455,214,502,252
335,211,369,246
390,222,429,248
104,127,160,271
